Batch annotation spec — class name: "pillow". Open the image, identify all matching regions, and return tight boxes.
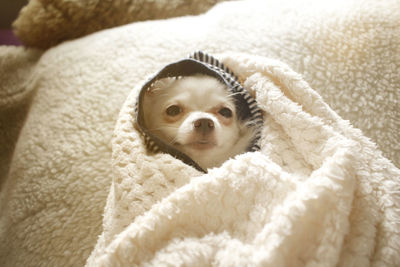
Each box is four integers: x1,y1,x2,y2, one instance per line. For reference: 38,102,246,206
12,0,226,49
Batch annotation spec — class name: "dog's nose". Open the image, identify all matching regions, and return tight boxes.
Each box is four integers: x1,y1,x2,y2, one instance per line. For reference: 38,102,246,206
194,118,214,134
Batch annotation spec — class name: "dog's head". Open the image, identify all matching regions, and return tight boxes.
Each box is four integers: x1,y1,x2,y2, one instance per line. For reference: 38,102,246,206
143,74,252,169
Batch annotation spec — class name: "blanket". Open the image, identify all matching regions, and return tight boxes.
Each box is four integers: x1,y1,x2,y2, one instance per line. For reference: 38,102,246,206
87,52,400,266
0,0,399,266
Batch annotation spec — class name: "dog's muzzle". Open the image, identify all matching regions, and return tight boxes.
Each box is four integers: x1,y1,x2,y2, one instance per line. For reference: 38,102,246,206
194,118,215,135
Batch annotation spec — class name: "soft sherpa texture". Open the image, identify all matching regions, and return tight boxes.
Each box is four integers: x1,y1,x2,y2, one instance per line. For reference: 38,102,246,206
0,0,399,266
0,47,42,186
12,0,226,49
87,52,400,266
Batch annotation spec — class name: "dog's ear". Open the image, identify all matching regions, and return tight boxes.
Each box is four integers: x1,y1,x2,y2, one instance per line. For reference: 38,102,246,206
146,77,175,95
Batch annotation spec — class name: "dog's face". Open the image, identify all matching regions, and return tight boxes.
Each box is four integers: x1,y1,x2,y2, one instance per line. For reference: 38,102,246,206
143,75,253,169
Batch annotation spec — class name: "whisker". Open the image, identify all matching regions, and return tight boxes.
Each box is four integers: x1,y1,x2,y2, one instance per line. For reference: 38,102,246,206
226,91,241,98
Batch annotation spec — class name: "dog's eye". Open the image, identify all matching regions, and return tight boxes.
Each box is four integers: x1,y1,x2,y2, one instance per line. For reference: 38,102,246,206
166,105,182,116
218,107,232,118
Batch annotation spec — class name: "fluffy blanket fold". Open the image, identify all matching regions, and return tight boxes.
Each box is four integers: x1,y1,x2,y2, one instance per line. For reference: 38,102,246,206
86,53,400,266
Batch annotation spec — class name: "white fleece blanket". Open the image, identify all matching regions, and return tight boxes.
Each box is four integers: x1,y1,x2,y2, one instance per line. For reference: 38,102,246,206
86,54,400,266
1,0,399,266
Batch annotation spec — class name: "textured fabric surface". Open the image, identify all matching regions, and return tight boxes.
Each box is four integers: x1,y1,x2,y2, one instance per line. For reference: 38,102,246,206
12,0,226,49
0,47,42,186
88,52,400,267
0,0,399,266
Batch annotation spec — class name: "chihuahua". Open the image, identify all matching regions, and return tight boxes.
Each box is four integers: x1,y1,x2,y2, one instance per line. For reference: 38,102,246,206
142,74,256,170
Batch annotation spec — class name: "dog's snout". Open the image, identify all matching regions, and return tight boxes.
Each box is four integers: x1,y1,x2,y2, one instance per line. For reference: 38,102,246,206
194,118,214,134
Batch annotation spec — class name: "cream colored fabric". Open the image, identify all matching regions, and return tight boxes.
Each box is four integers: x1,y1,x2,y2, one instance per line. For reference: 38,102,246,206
87,53,400,266
13,0,226,49
0,0,399,266
0,47,42,184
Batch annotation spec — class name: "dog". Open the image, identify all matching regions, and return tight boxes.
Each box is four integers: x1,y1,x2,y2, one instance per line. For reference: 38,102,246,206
142,74,256,170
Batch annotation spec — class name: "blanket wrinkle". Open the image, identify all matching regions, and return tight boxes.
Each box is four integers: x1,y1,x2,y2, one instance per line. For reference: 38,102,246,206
0,47,43,187
225,56,399,266
85,53,400,266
